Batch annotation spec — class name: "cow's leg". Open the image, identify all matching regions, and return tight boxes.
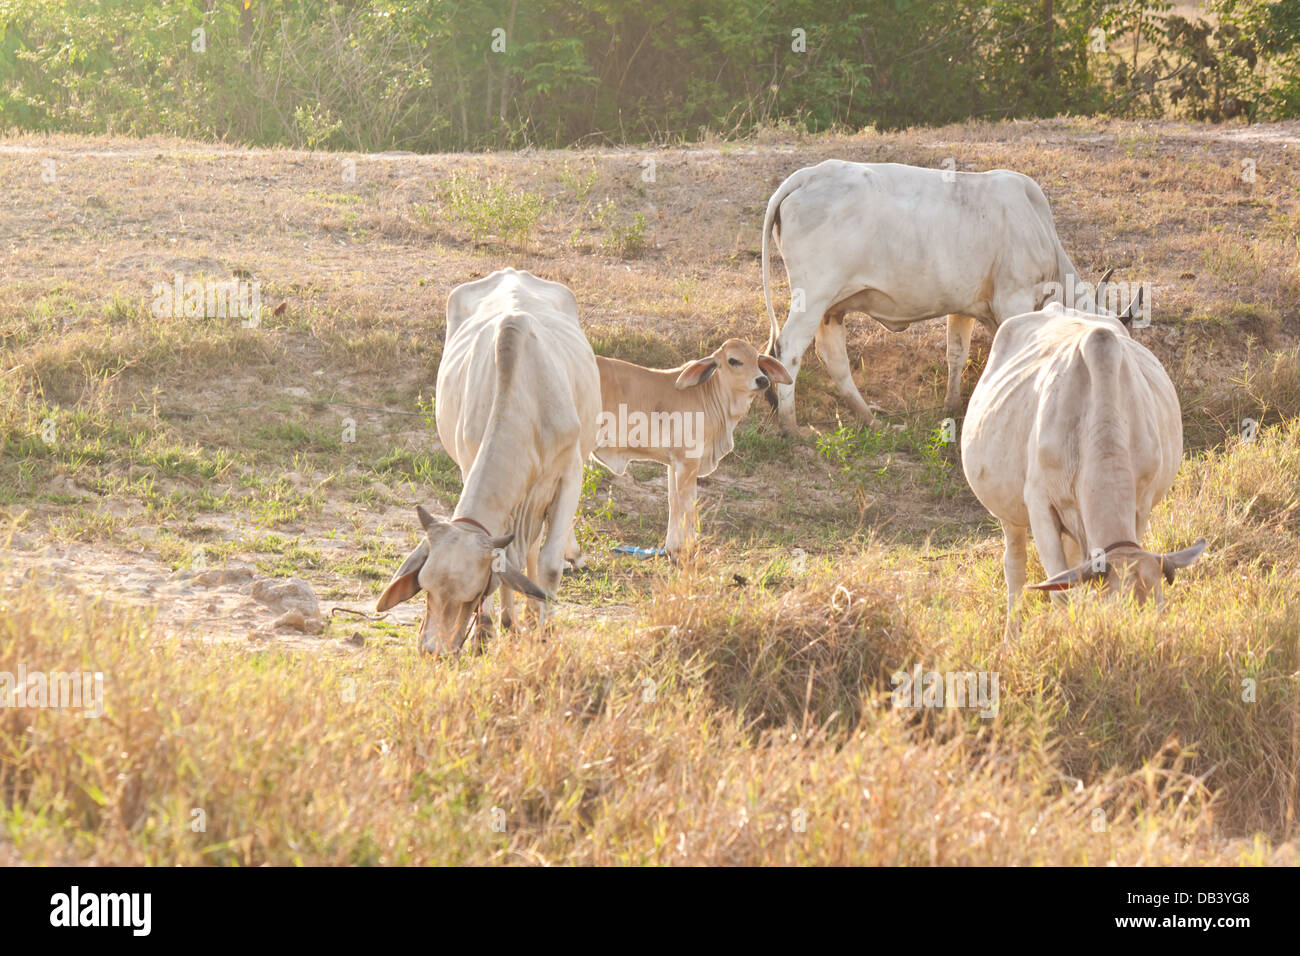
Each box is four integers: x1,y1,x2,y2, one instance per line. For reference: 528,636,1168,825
944,314,976,412
524,538,546,627
565,528,586,572
1061,532,1082,569
815,312,876,424
770,301,824,434
471,592,496,649
498,584,516,631
536,450,584,625
1001,520,1028,643
1026,495,1070,608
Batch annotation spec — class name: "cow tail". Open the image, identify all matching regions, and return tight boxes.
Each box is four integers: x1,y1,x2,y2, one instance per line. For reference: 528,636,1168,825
762,172,801,358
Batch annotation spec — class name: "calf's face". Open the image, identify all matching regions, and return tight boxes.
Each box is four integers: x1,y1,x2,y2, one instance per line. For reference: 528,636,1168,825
376,506,547,654
675,339,792,405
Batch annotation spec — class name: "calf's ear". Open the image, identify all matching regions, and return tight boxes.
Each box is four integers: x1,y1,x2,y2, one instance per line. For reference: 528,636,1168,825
675,357,718,389
376,540,430,611
758,355,793,385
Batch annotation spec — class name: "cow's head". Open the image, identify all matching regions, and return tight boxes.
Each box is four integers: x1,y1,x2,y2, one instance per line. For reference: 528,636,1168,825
1028,538,1207,607
677,338,791,412
376,506,547,655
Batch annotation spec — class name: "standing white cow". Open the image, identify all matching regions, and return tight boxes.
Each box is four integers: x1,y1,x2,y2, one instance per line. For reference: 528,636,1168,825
376,268,600,654
961,299,1206,640
761,160,1099,432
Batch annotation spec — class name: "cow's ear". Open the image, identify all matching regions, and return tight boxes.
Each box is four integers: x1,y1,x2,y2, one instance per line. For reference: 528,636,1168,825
376,540,430,611
1160,538,1207,584
757,355,793,385
676,357,718,389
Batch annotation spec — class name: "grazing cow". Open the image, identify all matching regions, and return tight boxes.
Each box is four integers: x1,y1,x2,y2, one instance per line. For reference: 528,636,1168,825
376,268,600,654
592,339,791,555
761,160,1100,432
960,298,1206,640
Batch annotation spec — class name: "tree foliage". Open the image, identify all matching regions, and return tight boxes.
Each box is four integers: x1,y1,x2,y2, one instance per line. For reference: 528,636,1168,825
0,1,1295,150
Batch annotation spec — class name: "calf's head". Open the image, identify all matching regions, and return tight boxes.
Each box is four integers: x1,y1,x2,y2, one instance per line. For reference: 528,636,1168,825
676,338,791,410
1028,538,1207,607
376,505,547,655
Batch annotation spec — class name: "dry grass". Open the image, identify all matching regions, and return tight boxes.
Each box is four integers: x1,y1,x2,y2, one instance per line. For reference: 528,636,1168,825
3,421,1297,864
1,119,1299,864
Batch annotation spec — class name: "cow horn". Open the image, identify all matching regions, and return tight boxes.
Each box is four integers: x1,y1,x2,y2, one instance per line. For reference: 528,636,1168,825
498,565,549,601
1094,267,1115,313
416,504,438,532
1028,558,1103,592
1118,286,1144,327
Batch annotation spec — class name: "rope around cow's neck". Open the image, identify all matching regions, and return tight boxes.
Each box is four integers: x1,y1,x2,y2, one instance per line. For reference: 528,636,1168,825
452,515,498,638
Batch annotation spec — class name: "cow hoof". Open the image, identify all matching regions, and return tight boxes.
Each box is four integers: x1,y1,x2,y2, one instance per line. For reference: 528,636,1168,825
780,423,815,439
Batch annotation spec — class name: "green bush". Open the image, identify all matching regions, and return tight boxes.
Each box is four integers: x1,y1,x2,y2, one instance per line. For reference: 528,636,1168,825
0,1,1295,151
442,174,548,246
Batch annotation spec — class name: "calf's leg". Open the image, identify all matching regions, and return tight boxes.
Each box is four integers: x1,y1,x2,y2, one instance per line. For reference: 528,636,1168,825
665,459,699,557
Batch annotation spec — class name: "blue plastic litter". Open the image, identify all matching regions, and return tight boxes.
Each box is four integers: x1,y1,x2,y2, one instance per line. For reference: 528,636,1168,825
613,545,668,559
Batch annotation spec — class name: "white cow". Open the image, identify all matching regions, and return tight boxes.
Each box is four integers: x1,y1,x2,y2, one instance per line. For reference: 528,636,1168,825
376,268,600,654
761,160,1100,432
961,299,1206,640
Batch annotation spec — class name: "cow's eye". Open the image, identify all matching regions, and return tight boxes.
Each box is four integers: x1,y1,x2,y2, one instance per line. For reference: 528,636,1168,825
728,358,742,367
